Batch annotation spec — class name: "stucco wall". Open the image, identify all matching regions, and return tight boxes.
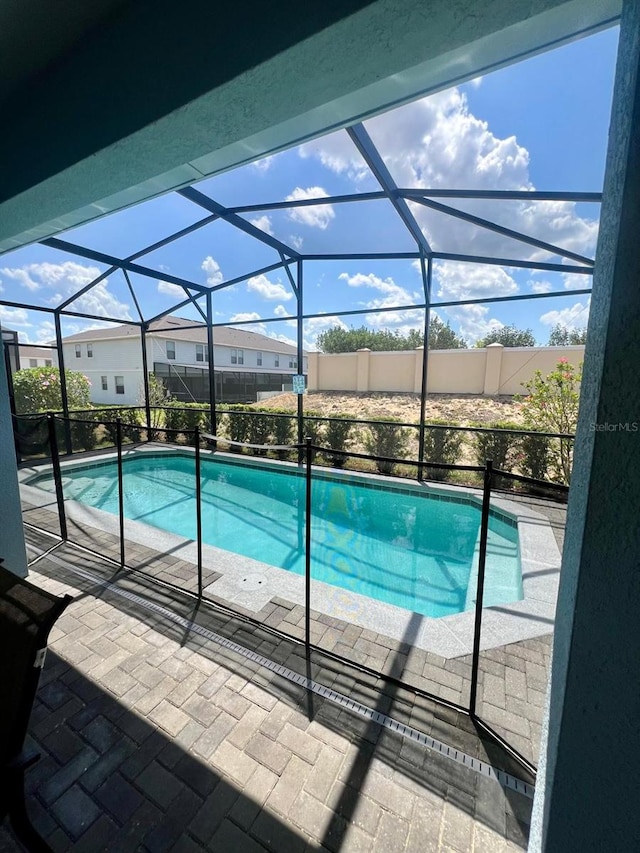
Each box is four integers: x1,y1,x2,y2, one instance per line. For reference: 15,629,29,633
307,345,585,395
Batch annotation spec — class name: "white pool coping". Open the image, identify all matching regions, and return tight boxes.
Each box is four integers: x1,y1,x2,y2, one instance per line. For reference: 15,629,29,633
19,445,561,658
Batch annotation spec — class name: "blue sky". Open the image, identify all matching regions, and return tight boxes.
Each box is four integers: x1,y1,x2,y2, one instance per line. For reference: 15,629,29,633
0,25,620,351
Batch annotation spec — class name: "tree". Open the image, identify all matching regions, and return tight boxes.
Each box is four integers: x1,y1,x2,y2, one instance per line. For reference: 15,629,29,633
13,366,91,414
316,321,466,353
476,325,536,348
428,316,467,349
547,324,588,346
516,358,582,484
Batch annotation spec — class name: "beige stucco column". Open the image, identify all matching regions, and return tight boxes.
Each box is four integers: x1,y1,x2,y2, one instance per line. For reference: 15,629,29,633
356,348,371,392
414,346,424,393
307,351,319,391
483,342,504,395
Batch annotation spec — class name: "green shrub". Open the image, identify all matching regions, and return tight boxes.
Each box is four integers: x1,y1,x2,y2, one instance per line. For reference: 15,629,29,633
163,402,183,437
269,411,295,459
516,359,581,484
473,420,522,487
520,431,552,481
324,415,354,468
302,414,324,463
13,367,91,414
226,405,253,451
246,411,272,455
69,410,99,452
422,420,464,480
364,419,410,475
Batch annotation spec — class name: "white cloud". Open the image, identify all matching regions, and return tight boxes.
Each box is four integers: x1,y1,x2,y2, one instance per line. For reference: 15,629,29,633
0,306,30,326
0,261,132,319
338,271,418,311
285,187,335,230
528,279,553,294
230,312,262,323
274,304,292,317
288,235,303,250
444,305,503,344
562,271,592,290
302,315,349,351
251,155,274,172
249,215,274,236
540,299,591,330
298,131,370,182
247,274,293,302
470,76,483,88
201,256,224,286
158,281,186,298
434,261,518,301
302,87,598,261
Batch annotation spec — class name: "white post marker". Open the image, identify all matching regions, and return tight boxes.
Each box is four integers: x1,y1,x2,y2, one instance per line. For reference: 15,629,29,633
293,374,306,394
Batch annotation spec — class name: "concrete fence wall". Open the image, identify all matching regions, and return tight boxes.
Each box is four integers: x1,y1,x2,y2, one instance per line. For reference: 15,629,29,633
307,344,585,396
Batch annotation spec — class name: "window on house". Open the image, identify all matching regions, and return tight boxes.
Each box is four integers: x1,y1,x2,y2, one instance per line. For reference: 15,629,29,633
274,354,279,368
87,343,93,358
237,349,244,365
257,352,262,366
101,376,108,391
29,358,38,368
166,341,176,360
115,376,125,395
196,344,208,362
231,348,244,365
289,358,297,369
75,344,81,358
45,359,52,367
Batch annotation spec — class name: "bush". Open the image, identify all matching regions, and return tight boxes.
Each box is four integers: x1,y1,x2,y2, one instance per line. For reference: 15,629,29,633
364,419,410,474
269,411,295,459
422,420,464,480
13,367,91,414
226,405,253,451
324,415,354,468
473,421,522,487
69,410,99,452
516,358,582,484
302,414,324,463
520,431,552,482
246,411,273,455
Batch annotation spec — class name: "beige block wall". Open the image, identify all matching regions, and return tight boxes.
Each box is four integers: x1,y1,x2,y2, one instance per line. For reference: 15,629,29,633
498,346,585,395
425,349,487,394
308,345,584,395
369,351,416,392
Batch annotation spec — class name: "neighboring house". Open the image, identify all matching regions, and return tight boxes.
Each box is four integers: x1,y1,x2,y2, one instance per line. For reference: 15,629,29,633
59,316,307,405
17,344,58,369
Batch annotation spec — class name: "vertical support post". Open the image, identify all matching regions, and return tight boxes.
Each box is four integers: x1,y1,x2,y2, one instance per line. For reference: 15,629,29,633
140,323,152,437
304,437,312,650
205,292,217,440
54,312,72,455
418,254,432,481
47,413,67,541
469,459,492,716
195,426,203,597
116,418,125,569
296,260,304,461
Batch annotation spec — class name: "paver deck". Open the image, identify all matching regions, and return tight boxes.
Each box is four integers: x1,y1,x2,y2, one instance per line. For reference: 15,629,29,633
1,535,535,851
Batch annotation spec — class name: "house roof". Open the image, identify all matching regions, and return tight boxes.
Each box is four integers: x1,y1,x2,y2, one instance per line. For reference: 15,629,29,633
59,316,301,355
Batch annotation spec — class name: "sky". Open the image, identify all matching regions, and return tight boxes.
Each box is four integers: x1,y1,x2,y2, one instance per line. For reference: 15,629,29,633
0,25,620,352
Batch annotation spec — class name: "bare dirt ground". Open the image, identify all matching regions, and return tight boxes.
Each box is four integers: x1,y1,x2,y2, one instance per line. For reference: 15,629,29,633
252,391,524,426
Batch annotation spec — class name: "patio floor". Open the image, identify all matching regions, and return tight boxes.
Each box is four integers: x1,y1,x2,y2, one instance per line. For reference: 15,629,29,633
1,533,536,852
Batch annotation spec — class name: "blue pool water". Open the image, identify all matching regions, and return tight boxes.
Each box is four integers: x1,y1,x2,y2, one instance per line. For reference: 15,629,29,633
34,453,521,618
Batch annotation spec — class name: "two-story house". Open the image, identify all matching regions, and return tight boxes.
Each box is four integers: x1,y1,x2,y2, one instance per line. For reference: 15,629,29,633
60,316,307,404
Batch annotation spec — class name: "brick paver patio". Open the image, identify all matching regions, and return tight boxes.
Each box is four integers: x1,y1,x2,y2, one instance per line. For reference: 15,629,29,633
1,533,536,851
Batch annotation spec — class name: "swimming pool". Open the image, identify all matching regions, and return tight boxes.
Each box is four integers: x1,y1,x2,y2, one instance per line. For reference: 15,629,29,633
30,452,521,618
